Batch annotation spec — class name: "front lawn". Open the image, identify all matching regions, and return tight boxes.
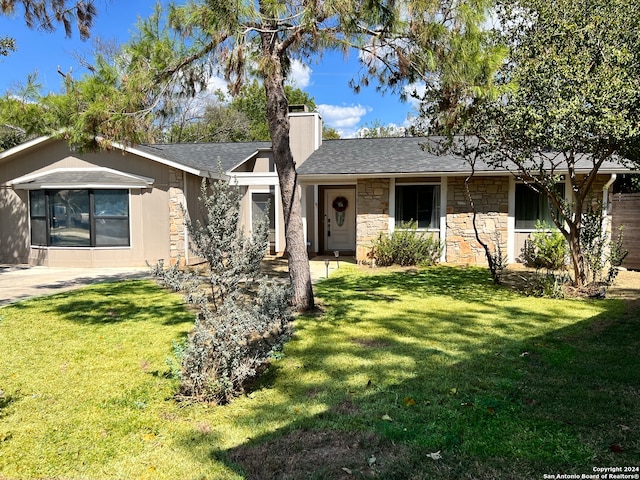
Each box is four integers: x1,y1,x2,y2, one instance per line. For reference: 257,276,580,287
0,268,638,479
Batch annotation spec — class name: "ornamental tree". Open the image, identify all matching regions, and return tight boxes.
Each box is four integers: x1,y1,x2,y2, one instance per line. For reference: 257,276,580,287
430,0,640,287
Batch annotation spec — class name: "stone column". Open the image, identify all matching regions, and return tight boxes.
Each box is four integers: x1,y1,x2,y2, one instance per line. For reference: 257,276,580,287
356,178,390,262
168,168,186,266
446,176,509,265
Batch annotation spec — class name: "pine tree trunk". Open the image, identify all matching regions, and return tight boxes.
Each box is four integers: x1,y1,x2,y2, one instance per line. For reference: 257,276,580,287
262,58,315,311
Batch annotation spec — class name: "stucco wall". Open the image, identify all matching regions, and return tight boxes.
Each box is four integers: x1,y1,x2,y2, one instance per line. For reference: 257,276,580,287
0,139,173,267
446,176,509,265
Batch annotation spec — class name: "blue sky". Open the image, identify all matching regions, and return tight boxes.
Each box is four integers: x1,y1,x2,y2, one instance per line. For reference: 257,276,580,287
0,1,418,137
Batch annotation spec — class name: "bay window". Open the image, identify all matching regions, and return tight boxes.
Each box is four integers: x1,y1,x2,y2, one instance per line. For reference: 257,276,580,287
29,189,130,247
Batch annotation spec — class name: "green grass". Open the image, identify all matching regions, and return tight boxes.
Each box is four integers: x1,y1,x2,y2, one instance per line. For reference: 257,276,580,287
0,268,638,479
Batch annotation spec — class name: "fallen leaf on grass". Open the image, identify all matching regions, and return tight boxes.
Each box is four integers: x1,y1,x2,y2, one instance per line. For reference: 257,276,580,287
426,451,442,460
381,414,393,422
620,424,630,431
341,467,353,474
449,388,457,395
486,407,496,415
404,397,416,406
368,455,377,466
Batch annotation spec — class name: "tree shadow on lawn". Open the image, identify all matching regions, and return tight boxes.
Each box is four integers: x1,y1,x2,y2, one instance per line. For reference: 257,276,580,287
314,266,519,320
34,280,194,326
174,268,640,479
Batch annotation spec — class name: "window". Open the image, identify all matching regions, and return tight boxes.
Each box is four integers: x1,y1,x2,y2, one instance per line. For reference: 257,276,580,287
515,183,565,229
29,189,130,247
395,184,440,229
251,192,276,247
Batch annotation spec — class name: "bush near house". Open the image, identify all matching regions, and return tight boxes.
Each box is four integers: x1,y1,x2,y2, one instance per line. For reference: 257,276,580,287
372,222,443,267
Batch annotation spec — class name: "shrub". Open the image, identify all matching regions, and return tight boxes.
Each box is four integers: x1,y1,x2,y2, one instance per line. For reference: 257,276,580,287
152,176,292,404
581,201,628,285
179,281,291,403
372,223,443,267
520,221,569,272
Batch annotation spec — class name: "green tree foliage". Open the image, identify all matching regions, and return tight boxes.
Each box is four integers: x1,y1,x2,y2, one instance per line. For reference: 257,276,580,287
1,0,97,59
230,80,317,141
162,81,320,143
0,74,67,150
431,0,640,288
152,177,292,404
0,37,16,57
1,0,96,38
322,126,341,140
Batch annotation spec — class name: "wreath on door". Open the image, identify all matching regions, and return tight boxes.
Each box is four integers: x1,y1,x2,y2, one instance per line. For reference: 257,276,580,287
332,196,348,226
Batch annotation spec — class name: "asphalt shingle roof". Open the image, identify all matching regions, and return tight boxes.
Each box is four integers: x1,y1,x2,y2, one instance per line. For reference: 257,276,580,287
297,137,486,175
132,137,632,177
135,141,271,173
297,137,631,176
12,169,153,189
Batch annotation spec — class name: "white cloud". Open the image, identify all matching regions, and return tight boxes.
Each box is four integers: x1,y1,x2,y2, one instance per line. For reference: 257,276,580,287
287,60,312,89
403,82,426,109
317,104,371,138
205,75,230,100
317,104,369,128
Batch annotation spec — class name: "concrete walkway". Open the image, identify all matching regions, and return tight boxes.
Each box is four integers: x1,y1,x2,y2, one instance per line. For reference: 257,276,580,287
0,257,354,307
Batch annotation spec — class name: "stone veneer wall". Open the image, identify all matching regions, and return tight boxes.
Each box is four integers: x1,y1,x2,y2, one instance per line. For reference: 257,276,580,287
446,176,509,265
356,178,390,261
168,168,187,266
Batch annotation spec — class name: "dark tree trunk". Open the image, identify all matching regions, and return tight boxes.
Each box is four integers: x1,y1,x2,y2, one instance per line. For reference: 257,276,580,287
262,56,314,311
565,209,586,288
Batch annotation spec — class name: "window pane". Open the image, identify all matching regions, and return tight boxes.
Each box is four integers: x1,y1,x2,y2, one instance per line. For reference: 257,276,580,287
95,218,130,246
29,190,45,217
515,183,565,229
252,192,276,244
49,190,90,246
515,184,540,229
31,218,47,246
396,185,440,229
94,190,128,217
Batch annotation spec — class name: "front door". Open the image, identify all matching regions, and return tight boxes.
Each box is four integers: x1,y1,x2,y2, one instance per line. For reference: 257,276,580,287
324,188,356,252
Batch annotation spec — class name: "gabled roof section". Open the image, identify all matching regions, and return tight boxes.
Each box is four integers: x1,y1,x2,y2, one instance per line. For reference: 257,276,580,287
134,142,271,175
298,137,633,177
10,167,155,190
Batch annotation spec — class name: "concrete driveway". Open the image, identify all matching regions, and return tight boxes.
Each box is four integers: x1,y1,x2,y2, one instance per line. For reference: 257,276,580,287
0,265,151,307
